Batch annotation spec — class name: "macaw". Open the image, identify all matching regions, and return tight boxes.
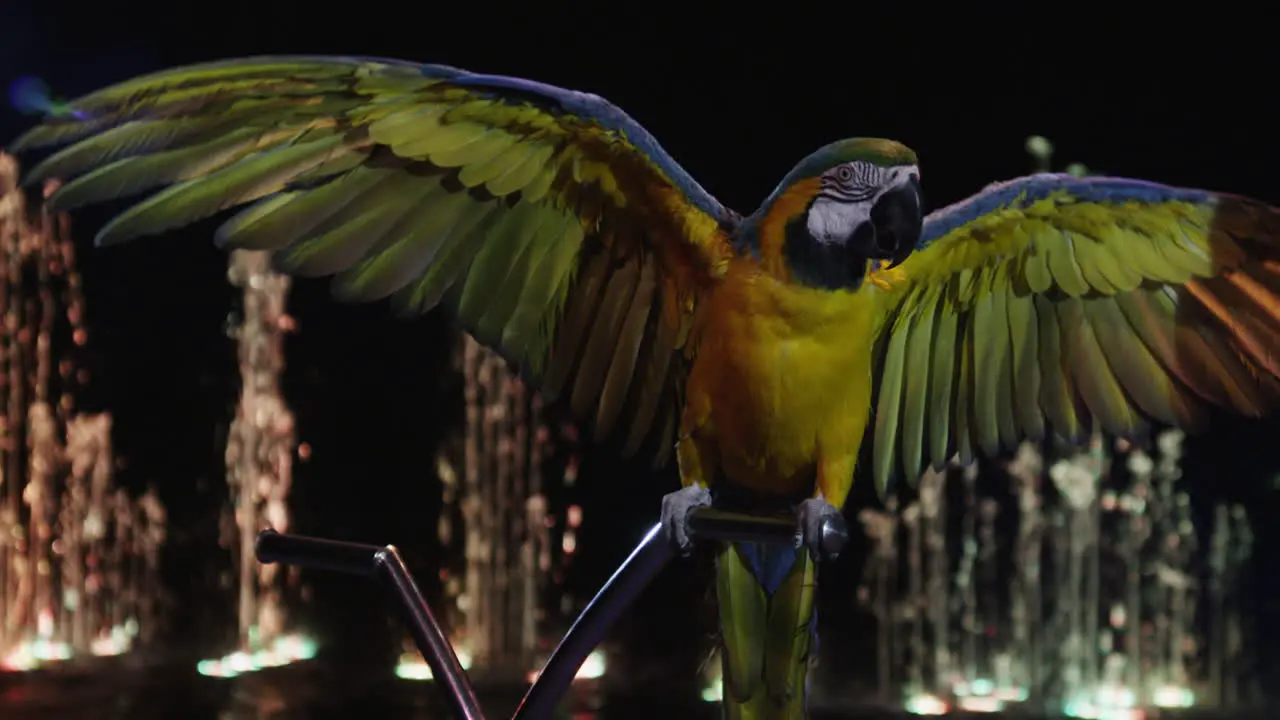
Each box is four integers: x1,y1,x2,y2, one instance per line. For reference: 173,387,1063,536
10,56,1280,719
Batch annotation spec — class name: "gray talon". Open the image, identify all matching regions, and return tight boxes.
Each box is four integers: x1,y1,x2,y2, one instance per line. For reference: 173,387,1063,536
661,485,712,555
797,497,848,561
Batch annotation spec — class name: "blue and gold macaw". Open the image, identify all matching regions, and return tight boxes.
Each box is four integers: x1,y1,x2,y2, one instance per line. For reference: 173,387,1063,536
10,56,1280,719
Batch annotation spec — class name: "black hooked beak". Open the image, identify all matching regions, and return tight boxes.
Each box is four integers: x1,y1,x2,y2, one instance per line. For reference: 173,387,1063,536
850,176,923,269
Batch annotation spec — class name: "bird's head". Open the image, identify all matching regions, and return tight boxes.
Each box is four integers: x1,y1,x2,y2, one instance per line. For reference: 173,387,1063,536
747,138,923,290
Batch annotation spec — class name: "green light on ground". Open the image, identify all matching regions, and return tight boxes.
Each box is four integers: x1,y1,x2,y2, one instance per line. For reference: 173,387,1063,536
700,654,723,703
904,694,949,715
195,631,318,678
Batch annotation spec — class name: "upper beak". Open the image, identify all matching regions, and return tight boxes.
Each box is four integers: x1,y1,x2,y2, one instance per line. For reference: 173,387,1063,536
862,176,923,269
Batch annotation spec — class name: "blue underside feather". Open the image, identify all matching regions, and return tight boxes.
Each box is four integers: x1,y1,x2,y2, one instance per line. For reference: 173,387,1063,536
734,541,802,596
920,173,1215,247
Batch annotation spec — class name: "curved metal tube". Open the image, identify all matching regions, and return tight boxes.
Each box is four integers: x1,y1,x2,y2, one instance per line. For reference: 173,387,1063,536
512,523,671,718
255,530,485,720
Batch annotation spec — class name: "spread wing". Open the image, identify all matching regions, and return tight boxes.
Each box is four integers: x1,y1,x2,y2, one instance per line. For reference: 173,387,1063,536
870,173,1280,495
9,55,740,465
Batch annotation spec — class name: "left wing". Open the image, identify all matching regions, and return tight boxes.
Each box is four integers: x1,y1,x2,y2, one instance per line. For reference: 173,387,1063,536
869,173,1280,495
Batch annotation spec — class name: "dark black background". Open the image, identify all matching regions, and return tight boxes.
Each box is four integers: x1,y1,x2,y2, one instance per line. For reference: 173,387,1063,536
2,2,1278,710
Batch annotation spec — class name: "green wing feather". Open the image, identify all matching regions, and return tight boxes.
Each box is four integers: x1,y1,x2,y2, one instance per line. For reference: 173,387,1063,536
870,174,1280,497
9,55,743,465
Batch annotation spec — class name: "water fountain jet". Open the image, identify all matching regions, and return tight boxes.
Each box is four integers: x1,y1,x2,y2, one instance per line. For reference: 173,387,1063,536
396,333,601,688
862,426,1256,718
195,249,316,678
0,153,165,672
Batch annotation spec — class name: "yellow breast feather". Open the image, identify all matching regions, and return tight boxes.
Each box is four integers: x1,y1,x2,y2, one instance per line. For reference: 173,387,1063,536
688,259,886,497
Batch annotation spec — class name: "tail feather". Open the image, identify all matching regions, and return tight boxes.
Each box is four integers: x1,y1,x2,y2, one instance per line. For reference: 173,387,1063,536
716,542,817,720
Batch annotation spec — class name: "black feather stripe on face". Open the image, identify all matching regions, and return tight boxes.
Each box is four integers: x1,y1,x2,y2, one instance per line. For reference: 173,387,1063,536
783,210,871,291
818,161,882,206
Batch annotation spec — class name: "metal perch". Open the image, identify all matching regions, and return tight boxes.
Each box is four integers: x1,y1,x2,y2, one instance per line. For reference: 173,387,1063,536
256,506,843,720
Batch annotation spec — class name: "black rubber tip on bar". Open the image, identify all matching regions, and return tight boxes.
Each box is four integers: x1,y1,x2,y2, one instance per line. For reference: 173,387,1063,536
817,512,850,558
255,528,380,577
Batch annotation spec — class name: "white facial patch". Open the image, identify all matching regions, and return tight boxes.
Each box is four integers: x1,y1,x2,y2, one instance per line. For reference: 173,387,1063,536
806,196,870,245
805,162,919,245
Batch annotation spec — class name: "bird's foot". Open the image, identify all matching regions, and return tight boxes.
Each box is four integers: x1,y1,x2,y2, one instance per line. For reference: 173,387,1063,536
866,259,904,291
661,485,712,556
796,497,849,561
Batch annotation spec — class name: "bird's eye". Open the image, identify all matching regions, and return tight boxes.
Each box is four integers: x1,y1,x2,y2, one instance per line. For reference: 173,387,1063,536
836,166,854,183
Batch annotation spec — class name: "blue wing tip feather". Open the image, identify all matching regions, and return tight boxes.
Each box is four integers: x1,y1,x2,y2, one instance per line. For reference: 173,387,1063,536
920,173,1217,247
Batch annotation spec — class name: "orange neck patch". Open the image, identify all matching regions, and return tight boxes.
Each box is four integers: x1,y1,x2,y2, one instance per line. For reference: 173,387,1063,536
754,177,820,281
